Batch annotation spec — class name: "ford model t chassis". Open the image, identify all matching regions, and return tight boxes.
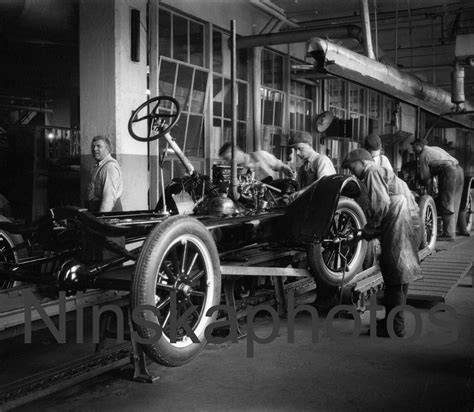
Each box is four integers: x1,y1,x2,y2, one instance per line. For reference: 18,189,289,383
0,97,383,368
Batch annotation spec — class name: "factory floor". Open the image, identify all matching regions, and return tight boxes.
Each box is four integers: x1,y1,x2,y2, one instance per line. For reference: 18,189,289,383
5,236,474,411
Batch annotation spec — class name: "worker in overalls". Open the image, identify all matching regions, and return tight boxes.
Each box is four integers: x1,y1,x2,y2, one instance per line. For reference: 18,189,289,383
412,138,464,240
342,149,421,338
288,131,336,200
87,136,123,212
364,133,393,172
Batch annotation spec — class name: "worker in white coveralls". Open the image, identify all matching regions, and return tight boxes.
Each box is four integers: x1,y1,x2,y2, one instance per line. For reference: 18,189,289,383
342,148,422,338
412,138,465,239
218,142,295,182
87,136,123,212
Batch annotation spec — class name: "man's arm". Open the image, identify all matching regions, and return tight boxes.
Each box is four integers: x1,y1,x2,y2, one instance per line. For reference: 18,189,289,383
259,151,294,178
418,153,432,184
100,164,122,212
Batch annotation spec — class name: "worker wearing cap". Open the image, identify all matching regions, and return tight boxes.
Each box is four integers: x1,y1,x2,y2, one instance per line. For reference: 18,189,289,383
288,131,336,198
412,138,464,239
364,133,393,172
342,148,421,338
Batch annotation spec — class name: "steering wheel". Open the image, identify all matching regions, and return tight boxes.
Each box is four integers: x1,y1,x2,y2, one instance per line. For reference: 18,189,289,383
128,96,180,142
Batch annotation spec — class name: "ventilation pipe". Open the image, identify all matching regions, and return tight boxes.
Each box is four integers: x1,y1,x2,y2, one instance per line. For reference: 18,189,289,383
451,63,465,106
359,0,376,59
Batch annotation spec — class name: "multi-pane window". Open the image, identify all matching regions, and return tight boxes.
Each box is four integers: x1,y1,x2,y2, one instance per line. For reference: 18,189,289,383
211,29,248,158
159,10,205,67
158,59,208,159
289,80,313,135
349,84,366,142
368,90,381,136
261,49,285,159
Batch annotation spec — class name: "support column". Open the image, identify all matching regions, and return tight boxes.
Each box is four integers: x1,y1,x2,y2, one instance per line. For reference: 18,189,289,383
252,47,262,151
79,0,148,211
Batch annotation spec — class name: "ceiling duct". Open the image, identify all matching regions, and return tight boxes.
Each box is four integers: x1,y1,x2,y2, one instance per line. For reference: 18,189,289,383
307,38,474,129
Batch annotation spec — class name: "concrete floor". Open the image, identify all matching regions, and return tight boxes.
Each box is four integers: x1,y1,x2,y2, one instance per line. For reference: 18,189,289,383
5,237,474,411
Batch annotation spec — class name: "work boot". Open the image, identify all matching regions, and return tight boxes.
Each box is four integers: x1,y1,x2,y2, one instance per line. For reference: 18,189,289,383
439,234,456,242
382,284,408,338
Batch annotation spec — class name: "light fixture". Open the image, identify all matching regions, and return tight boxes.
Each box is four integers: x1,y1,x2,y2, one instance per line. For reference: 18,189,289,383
48,132,54,139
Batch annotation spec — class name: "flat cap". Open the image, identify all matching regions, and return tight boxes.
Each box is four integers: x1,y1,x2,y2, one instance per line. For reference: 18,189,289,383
288,131,313,147
411,138,428,146
364,133,381,151
342,148,373,168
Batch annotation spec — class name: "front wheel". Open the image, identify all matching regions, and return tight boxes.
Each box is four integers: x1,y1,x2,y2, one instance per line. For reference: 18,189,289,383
418,195,437,250
131,215,221,367
307,198,367,287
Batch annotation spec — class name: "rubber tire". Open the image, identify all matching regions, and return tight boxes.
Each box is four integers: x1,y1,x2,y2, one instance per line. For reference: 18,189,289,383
458,191,472,235
307,198,368,287
131,215,221,367
418,195,437,251
0,215,26,289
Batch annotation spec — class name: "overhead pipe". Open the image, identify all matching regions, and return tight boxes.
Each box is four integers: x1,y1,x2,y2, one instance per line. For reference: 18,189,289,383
307,38,474,128
359,0,376,59
236,24,366,49
249,0,299,28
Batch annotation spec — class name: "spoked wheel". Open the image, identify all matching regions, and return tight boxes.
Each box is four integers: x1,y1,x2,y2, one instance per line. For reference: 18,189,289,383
128,96,180,142
307,198,367,287
131,216,221,367
458,191,472,235
0,216,25,289
418,195,437,250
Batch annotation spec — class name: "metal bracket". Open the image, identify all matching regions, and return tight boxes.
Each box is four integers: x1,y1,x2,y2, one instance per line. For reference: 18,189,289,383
127,308,160,383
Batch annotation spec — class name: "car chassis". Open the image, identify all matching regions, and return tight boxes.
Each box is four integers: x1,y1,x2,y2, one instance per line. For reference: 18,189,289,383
0,96,382,373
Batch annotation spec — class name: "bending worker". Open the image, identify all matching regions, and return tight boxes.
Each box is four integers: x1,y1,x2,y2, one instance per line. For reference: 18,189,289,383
364,133,393,171
342,148,421,338
288,131,336,199
218,142,295,181
87,136,123,212
412,138,464,240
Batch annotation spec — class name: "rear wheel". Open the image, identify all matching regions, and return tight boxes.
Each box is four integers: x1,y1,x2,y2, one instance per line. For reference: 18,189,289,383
458,191,472,235
131,216,221,367
307,198,367,287
0,216,25,289
418,195,437,250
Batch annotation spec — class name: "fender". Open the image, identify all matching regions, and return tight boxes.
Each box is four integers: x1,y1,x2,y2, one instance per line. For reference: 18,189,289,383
283,174,361,242
460,176,474,211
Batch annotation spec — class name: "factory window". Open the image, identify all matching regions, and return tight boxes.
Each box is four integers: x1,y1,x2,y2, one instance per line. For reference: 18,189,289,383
326,79,349,138
368,90,381,136
349,84,367,142
158,58,209,159
289,80,313,135
211,29,249,159
261,49,285,159
159,9,205,68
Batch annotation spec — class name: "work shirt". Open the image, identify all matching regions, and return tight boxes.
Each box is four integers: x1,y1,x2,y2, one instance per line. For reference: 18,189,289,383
359,162,421,285
370,149,393,172
418,145,458,183
297,151,336,189
87,154,123,212
243,150,293,181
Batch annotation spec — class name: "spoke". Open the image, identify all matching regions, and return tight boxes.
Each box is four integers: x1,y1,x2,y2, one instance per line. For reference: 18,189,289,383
162,263,175,281
156,296,171,311
325,248,337,269
189,269,205,283
162,310,171,328
156,282,174,291
134,113,152,123
186,253,199,276
181,240,188,274
189,290,206,297
171,247,180,276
